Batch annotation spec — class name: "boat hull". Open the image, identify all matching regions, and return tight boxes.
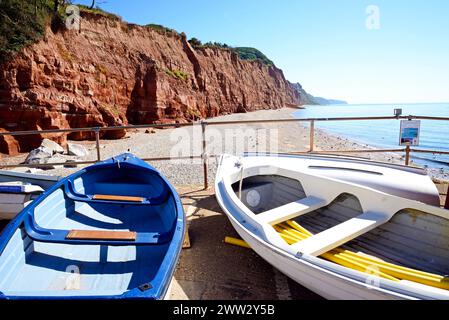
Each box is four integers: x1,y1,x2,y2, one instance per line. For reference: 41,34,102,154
0,188,42,220
0,172,56,220
0,202,31,220
0,153,185,300
0,170,60,190
215,153,449,300
229,217,403,300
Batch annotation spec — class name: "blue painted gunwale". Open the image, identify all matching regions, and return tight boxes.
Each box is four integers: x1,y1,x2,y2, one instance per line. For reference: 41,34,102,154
0,186,24,193
0,153,185,300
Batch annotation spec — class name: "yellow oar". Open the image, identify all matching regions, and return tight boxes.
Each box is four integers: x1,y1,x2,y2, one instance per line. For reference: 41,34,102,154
224,236,251,249
226,232,399,281
332,248,444,280
226,219,449,290
278,221,439,279
286,220,313,237
274,225,308,241
282,221,447,283
276,220,449,289
332,250,449,289
320,252,399,281
276,231,305,245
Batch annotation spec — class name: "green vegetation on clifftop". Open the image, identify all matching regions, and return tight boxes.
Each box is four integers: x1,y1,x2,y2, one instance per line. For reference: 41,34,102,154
187,38,274,66
0,1,123,63
77,4,121,20
1,1,276,69
233,47,274,66
145,23,178,35
0,0,56,62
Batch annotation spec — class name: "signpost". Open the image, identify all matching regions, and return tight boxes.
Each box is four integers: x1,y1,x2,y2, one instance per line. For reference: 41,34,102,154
399,120,421,166
399,120,421,146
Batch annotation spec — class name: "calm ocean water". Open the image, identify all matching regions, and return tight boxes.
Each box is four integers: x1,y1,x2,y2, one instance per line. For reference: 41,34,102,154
293,103,449,169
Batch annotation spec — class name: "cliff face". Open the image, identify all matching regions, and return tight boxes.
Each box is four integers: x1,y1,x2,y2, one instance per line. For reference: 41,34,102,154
290,82,347,106
0,13,299,155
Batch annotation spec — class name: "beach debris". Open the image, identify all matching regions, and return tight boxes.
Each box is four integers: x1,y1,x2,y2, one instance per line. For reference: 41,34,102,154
26,168,44,174
46,154,69,167
24,146,74,170
67,143,88,157
40,139,64,155
23,146,53,169
145,129,156,134
64,160,78,168
183,228,191,249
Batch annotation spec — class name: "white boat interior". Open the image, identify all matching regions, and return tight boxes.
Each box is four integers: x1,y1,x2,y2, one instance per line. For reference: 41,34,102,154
216,153,449,299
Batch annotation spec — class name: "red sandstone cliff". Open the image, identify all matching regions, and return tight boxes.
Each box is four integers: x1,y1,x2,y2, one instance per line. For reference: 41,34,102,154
0,12,300,155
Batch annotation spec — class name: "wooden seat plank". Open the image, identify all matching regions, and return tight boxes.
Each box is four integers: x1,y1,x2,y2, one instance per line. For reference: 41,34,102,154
66,230,137,241
92,194,144,202
291,211,390,257
257,196,326,225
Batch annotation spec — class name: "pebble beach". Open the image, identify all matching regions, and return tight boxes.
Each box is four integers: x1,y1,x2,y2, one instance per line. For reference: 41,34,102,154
1,107,448,184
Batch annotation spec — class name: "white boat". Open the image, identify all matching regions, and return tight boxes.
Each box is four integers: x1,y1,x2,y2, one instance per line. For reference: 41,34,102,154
0,181,44,220
0,170,61,220
215,153,449,300
0,170,61,190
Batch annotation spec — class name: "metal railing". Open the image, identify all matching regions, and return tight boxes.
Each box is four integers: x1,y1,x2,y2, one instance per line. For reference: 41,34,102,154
1,114,449,189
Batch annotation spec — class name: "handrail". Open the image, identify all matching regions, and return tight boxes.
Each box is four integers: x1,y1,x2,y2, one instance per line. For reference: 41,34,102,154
0,121,193,137
1,114,449,189
1,115,449,137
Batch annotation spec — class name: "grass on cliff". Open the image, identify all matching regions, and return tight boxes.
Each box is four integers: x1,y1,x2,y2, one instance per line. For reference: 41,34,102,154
0,1,121,63
95,63,108,75
0,0,275,70
0,0,57,63
187,38,274,67
145,23,178,35
77,4,121,20
164,69,189,82
233,47,274,66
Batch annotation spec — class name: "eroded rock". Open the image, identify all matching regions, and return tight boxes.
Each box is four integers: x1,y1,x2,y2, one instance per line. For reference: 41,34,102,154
40,138,64,154
67,143,88,157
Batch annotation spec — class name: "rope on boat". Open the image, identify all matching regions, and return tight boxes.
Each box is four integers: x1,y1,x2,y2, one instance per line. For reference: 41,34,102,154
238,161,244,201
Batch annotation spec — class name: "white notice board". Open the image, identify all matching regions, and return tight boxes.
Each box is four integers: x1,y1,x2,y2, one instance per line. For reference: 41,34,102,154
399,120,421,146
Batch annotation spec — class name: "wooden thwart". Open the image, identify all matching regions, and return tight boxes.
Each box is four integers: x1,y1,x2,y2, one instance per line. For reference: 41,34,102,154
92,194,144,202
256,196,326,225
66,230,137,241
291,211,390,256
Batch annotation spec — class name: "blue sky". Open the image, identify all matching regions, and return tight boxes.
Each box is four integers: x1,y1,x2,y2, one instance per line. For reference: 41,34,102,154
74,0,449,104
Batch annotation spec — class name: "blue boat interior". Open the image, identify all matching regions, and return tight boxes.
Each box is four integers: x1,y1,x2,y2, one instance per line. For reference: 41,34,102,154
0,155,182,298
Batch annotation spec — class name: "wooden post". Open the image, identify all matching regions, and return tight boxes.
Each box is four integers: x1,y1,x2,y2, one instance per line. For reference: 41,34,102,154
309,120,315,152
405,143,411,166
445,185,449,210
201,121,208,189
95,128,101,162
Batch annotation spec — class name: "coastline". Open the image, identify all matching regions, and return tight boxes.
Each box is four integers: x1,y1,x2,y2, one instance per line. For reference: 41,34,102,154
1,107,448,184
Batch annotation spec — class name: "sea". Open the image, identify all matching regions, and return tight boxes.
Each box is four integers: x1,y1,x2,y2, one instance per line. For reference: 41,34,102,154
293,103,449,170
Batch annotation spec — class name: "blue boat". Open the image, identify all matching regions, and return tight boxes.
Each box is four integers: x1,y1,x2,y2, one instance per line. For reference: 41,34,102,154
0,153,185,300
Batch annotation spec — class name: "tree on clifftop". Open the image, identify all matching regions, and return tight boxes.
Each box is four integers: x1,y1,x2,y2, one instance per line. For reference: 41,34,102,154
188,37,202,48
